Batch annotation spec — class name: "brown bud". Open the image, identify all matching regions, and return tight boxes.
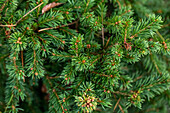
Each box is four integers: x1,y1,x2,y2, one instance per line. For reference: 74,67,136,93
18,37,21,41
53,89,55,92
12,105,15,109
19,89,21,92
82,60,86,63
35,72,38,76
62,40,65,44
87,44,91,48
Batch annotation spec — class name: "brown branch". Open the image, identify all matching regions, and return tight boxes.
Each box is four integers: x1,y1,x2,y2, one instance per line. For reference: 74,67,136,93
151,55,162,75
130,21,156,39
118,104,124,113
33,50,36,70
53,89,65,112
0,2,43,27
113,95,124,113
156,30,165,42
116,0,121,10
0,0,10,12
90,56,102,66
124,28,127,43
46,76,65,112
84,0,90,13
21,51,24,68
48,76,62,79
0,24,16,27
16,2,44,24
161,23,170,28
104,37,111,49
53,54,74,58
38,19,79,32
133,75,143,82
91,71,110,77
113,98,121,112
101,1,104,47
113,91,129,96
59,28,74,36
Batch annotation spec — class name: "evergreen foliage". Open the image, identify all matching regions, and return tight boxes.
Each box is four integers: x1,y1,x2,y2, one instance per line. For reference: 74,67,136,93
0,0,169,113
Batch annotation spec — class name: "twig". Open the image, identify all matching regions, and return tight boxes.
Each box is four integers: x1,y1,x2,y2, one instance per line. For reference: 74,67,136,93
53,89,65,112
113,98,121,112
104,37,111,49
133,75,143,82
46,76,65,112
16,2,43,24
4,94,14,113
156,30,165,42
118,104,124,113
0,2,43,27
101,3,104,47
38,19,79,32
84,0,90,13
161,23,170,28
113,94,124,113
21,51,24,68
90,56,102,65
91,71,110,77
0,24,16,27
116,0,121,10
0,0,10,12
53,54,74,58
113,91,129,96
124,28,127,43
150,54,162,75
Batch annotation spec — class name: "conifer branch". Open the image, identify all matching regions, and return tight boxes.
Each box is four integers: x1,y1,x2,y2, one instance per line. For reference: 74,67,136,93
4,94,14,113
52,89,65,112
15,2,44,25
0,2,43,27
130,20,158,39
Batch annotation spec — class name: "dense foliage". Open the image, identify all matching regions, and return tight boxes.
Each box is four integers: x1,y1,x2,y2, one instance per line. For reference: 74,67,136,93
0,0,170,113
